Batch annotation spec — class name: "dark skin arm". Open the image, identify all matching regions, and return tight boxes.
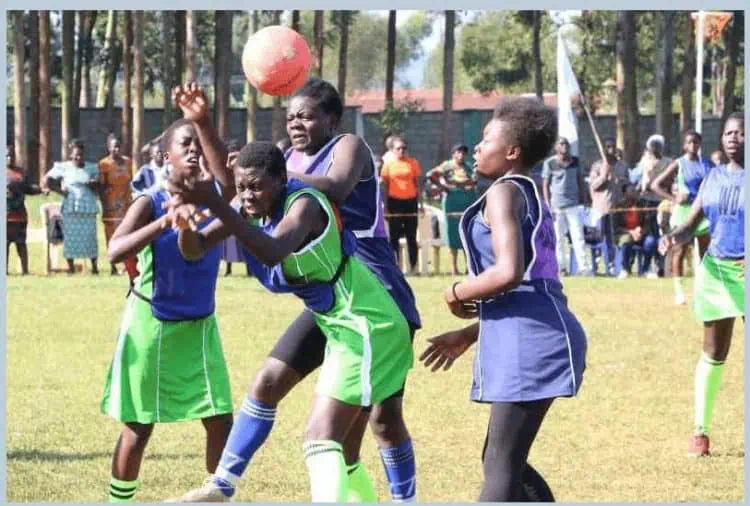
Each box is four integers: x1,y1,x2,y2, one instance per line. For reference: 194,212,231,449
107,195,170,264
542,176,551,207
289,134,372,204
448,182,526,310
650,159,683,203
420,322,479,372
589,161,611,192
659,193,705,253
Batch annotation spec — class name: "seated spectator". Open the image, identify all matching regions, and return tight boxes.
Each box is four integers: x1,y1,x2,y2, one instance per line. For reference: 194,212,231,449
615,186,660,279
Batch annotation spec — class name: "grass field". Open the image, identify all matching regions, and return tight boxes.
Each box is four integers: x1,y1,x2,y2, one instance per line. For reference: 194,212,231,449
5,196,745,502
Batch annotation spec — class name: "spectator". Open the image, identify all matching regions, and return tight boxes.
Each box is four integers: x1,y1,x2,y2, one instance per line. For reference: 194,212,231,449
426,143,477,275
381,134,397,167
43,138,100,275
588,138,629,274
381,135,422,274
636,134,671,277
542,136,591,275
615,185,659,279
98,133,134,275
6,143,41,275
131,141,167,197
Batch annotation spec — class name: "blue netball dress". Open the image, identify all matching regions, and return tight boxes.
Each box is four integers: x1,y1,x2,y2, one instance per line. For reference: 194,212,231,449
285,135,422,329
459,174,587,403
700,164,745,260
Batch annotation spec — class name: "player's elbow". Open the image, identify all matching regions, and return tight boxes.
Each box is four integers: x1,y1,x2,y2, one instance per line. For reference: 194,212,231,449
488,264,523,293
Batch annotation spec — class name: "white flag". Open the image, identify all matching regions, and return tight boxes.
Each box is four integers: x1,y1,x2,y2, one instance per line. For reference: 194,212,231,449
557,31,582,157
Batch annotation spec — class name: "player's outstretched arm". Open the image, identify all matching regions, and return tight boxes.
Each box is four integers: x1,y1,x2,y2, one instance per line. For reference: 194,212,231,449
650,159,680,203
660,194,705,253
107,196,166,264
290,134,370,204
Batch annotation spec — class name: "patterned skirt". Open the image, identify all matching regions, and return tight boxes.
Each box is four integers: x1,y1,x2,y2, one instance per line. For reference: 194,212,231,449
62,212,99,259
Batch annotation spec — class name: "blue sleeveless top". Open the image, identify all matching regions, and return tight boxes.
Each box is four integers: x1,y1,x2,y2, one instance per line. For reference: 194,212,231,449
678,155,713,204
460,174,560,289
700,164,745,259
147,189,221,321
285,135,422,328
240,179,358,313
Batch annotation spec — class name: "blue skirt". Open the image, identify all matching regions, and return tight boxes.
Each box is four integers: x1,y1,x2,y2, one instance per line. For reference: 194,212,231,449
471,279,587,403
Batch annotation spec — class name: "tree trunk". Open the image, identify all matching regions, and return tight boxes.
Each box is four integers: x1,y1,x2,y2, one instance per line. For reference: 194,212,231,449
214,11,233,140
337,11,350,104
246,11,259,143
28,10,40,182
185,10,197,82
73,11,84,136
39,11,52,175
121,12,133,157
616,12,640,167
12,11,26,168
654,12,675,153
313,11,325,77
271,11,285,142
680,12,696,134
81,11,97,108
96,11,118,107
440,10,456,162
291,10,300,32
162,11,174,131
175,11,185,84
719,11,742,135
61,11,75,160
533,11,543,100
386,10,397,107
132,11,145,167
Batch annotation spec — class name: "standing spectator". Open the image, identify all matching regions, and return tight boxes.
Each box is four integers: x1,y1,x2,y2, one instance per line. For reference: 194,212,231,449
98,133,134,275
381,136,422,274
131,141,167,197
42,138,100,275
426,143,477,275
615,186,660,278
542,137,591,275
589,138,629,274
6,143,41,275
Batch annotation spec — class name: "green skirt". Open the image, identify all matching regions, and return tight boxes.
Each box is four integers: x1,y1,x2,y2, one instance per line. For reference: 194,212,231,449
693,254,745,322
670,203,710,237
101,295,233,423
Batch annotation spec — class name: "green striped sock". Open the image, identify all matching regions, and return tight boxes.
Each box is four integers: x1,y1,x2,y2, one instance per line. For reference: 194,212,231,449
303,440,348,502
694,352,726,435
346,461,377,502
109,477,138,503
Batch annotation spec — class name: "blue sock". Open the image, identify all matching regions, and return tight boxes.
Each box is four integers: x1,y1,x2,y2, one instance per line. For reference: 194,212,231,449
379,438,416,502
213,396,277,496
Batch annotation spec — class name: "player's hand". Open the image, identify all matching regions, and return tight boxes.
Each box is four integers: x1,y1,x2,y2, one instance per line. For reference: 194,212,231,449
164,174,222,209
658,235,674,255
419,329,474,372
163,199,212,232
444,284,478,319
173,82,209,122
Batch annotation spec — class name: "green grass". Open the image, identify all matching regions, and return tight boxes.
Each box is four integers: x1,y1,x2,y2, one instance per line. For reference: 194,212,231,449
5,242,745,502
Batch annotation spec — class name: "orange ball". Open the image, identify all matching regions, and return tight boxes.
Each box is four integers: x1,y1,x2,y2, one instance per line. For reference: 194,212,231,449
242,25,312,97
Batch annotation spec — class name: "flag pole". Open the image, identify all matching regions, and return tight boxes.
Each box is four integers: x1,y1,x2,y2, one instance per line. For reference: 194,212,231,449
694,11,705,135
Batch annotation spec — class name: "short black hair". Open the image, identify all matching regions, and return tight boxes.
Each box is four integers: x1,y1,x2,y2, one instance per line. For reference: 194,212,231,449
724,111,745,131
69,138,85,151
235,141,287,181
161,118,194,152
492,97,557,168
226,138,243,153
683,129,702,142
292,78,343,124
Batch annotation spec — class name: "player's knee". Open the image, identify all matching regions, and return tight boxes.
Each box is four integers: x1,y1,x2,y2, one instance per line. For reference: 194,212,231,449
250,360,298,404
123,423,154,447
369,399,408,446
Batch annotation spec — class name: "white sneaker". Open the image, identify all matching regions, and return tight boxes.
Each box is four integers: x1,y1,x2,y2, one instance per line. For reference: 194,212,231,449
617,271,629,280
165,476,232,503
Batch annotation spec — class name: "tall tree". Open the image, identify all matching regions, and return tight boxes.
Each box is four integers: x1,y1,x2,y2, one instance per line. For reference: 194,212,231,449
719,11,743,135
121,12,133,157
39,11,52,175
61,11,75,160
616,12,640,166
680,12,696,133
654,12,676,152
313,10,325,77
385,10,397,107
246,10,259,143
175,11,185,84
73,11,85,136
532,11,543,99
96,11,118,107
291,10,300,32
185,10,197,82
214,11,233,140
132,11,145,166
12,11,26,168
335,11,351,103
80,11,97,108
28,10,41,182
439,10,456,162
162,12,174,130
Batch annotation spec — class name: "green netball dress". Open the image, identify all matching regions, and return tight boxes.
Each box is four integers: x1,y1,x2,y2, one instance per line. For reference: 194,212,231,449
244,182,413,406
101,189,233,423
